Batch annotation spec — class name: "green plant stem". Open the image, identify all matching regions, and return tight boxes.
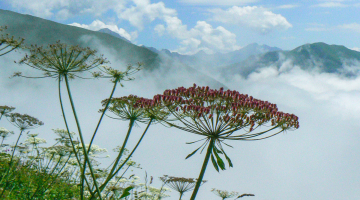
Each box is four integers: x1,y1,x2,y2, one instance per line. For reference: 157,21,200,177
179,192,184,200
88,77,119,151
9,129,24,167
64,75,102,200
190,138,215,200
103,164,132,199
106,119,135,184
58,77,94,199
82,78,118,199
97,118,153,194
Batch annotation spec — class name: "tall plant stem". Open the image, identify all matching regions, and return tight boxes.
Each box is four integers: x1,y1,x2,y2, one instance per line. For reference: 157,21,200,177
190,138,215,200
88,77,119,150
58,77,93,199
106,119,135,182
64,75,103,200
97,119,153,194
8,129,24,166
83,78,119,199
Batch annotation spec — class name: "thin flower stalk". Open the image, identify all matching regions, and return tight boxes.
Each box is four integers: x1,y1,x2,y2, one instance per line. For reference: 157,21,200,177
64,74,103,200
95,96,169,195
79,64,142,199
57,77,95,198
152,84,300,200
15,41,110,199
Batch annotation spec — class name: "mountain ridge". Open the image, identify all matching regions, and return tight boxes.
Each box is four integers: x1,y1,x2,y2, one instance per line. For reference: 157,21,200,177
222,42,360,78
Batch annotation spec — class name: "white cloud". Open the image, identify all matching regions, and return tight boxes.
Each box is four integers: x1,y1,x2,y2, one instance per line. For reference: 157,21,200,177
338,23,360,33
312,0,350,7
68,20,137,41
6,0,126,20
178,0,258,6
115,0,177,30
158,16,241,54
276,4,300,9
154,24,165,36
209,6,292,34
350,47,360,52
313,2,348,7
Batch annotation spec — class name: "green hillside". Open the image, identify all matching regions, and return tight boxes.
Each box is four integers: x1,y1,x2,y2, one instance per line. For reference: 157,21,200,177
0,9,227,89
0,9,159,70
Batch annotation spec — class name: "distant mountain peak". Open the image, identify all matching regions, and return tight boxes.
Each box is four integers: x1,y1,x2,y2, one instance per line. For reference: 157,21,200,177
97,28,131,43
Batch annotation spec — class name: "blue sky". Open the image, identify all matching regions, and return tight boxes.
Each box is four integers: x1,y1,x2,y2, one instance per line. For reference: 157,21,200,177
1,0,360,54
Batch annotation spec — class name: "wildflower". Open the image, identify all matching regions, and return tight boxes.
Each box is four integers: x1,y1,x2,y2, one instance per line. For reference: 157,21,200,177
15,40,108,79
93,63,142,86
0,25,25,56
153,84,300,200
211,188,239,200
6,113,44,130
101,95,169,124
0,127,14,145
0,105,15,120
160,175,207,200
52,128,76,146
24,136,47,145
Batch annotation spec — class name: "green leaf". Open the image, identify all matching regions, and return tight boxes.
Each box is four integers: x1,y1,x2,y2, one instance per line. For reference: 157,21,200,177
213,147,226,170
185,146,202,159
119,186,134,199
222,150,233,168
213,146,223,154
211,153,220,172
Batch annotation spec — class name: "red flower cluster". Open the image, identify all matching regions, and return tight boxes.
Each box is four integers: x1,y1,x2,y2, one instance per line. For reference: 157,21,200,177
151,84,299,138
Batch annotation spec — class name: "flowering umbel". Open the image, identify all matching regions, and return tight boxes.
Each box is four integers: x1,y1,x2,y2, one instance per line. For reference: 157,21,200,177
211,188,239,200
14,40,109,79
6,113,44,130
0,105,15,120
159,175,207,200
0,25,25,56
152,84,299,200
102,95,169,124
92,63,142,86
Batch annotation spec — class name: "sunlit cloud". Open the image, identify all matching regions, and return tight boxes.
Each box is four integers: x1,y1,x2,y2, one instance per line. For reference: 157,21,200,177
68,20,138,41
209,6,292,34
178,0,259,6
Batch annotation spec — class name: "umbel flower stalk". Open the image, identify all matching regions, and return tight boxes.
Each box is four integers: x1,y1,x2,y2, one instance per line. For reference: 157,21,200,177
153,84,300,200
15,40,109,199
14,40,144,199
159,175,207,200
93,95,169,197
